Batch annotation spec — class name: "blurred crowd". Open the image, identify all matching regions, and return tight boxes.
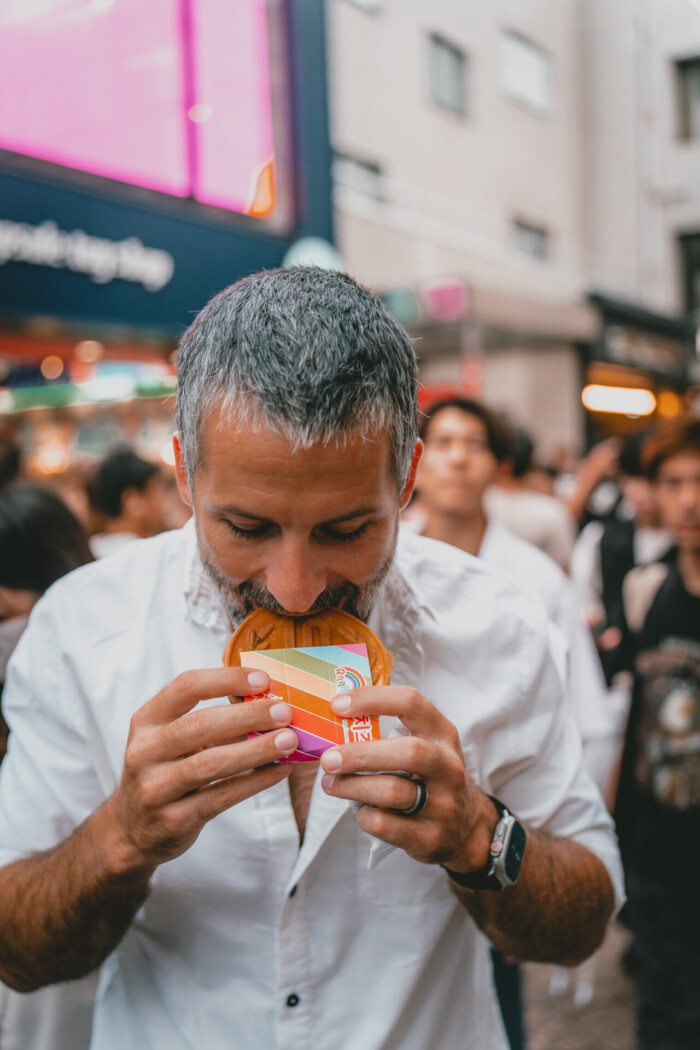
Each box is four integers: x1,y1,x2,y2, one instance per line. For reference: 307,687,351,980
0,401,699,1050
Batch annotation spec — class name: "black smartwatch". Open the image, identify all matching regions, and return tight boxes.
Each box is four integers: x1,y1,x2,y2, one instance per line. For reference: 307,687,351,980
442,797,527,891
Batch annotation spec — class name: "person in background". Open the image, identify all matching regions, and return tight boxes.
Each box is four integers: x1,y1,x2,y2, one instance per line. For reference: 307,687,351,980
89,449,167,558
484,427,577,570
0,482,96,1050
614,418,700,1050
413,398,616,1043
572,432,673,674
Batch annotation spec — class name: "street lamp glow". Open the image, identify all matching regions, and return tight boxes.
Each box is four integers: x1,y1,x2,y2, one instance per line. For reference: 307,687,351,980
581,384,656,416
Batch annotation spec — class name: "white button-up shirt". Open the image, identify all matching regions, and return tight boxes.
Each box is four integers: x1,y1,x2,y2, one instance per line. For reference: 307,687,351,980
0,523,623,1050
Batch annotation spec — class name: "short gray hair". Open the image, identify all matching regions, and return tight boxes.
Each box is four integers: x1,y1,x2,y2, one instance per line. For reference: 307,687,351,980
176,267,418,489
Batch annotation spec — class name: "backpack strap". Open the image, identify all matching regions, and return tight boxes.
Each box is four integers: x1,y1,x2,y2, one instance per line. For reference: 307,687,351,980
622,562,670,633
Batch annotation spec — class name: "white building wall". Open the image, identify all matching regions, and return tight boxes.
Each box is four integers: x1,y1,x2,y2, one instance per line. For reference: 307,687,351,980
328,0,588,305
584,0,700,313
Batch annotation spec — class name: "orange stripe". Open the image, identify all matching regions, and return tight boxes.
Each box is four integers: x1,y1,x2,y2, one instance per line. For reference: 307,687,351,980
239,651,336,701
291,706,346,745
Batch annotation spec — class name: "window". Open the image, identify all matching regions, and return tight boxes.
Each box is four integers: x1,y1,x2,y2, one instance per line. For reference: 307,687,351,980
512,220,550,261
501,30,553,114
677,58,700,140
429,34,467,116
680,232,700,312
333,152,385,204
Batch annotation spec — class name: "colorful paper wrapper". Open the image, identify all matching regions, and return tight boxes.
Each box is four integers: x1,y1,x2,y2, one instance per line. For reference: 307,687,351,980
240,643,380,762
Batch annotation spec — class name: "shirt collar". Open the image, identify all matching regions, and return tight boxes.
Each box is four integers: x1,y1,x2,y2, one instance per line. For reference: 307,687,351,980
182,519,232,637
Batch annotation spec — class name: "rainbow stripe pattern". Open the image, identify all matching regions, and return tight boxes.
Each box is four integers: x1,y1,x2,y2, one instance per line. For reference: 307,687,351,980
241,643,380,762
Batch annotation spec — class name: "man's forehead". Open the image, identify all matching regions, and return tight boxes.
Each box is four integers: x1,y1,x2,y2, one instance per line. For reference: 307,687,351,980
427,407,486,436
658,450,700,478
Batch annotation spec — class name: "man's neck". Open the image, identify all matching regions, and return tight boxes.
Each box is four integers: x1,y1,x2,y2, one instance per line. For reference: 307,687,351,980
678,547,700,597
421,508,489,557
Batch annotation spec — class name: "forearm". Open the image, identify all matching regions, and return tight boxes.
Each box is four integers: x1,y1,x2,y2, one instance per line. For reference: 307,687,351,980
451,830,615,966
0,800,152,992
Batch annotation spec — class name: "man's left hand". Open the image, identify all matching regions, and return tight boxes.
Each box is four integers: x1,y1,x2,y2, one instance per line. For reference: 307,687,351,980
320,687,497,873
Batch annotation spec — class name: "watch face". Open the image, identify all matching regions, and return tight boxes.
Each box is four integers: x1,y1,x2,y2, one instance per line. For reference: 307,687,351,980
504,822,527,882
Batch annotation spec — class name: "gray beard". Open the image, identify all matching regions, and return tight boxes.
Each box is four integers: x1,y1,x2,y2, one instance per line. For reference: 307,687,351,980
197,534,395,627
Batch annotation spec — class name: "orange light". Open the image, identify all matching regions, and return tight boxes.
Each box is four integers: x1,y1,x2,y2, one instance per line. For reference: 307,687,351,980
656,390,682,418
581,384,656,416
74,339,104,364
247,156,276,219
40,355,64,380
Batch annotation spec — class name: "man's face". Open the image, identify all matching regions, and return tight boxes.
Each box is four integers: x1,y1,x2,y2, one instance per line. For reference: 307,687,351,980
416,408,500,518
655,450,700,553
619,474,658,527
175,405,417,622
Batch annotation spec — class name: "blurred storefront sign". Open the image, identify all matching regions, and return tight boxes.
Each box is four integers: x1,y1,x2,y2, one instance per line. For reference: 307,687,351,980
0,218,175,293
0,0,334,473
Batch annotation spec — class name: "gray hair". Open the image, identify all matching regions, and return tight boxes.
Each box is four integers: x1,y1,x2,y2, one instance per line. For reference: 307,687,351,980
176,267,418,489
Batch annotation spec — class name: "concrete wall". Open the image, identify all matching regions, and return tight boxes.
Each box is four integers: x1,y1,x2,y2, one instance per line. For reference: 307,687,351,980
584,0,700,313
328,0,588,305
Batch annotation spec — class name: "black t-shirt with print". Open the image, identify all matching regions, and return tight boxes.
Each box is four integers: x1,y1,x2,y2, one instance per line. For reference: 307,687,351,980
616,556,700,888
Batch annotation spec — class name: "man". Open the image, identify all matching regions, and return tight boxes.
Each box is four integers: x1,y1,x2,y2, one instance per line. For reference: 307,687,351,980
89,449,167,558
413,399,617,1040
615,419,700,1050
485,428,577,570
0,269,621,1050
571,431,673,679
414,399,616,766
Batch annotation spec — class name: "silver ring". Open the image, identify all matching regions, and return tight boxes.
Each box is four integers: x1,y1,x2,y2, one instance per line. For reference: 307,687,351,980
403,777,429,817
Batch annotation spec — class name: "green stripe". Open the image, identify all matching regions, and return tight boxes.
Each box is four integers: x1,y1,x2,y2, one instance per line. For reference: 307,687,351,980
259,648,336,681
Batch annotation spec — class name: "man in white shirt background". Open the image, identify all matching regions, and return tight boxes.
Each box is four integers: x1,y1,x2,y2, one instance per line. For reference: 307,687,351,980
411,397,619,1043
0,268,622,1050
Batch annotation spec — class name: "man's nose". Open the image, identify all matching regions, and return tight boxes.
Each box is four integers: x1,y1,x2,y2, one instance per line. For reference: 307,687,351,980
263,539,328,614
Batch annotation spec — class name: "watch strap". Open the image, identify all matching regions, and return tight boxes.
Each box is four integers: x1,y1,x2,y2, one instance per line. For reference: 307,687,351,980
441,796,508,891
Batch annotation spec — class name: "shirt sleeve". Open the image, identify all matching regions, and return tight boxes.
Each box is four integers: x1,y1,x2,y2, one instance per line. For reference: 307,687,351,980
0,594,104,869
488,623,625,912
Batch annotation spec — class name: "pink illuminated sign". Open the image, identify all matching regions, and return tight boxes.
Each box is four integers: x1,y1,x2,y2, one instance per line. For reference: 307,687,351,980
0,0,280,218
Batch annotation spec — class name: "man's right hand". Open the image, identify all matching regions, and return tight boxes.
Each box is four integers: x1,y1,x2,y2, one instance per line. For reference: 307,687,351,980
103,667,297,876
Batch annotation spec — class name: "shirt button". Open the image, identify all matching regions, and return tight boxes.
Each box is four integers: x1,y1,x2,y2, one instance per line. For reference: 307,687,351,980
286,994,300,1008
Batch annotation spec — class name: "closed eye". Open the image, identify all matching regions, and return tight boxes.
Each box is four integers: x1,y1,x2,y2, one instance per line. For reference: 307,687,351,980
319,522,370,544
223,521,271,539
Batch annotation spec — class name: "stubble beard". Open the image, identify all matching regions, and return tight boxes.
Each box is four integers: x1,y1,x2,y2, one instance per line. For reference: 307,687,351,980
196,523,396,627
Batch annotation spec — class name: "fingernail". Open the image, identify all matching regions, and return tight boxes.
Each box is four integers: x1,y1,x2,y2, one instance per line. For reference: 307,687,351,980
321,774,335,792
247,670,268,689
331,694,351,715
269,701,292,723
274,729,297,752
322,749,342,772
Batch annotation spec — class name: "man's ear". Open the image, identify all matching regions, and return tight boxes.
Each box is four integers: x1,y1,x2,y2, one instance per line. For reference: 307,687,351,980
400,440,424,511
173,435,193,508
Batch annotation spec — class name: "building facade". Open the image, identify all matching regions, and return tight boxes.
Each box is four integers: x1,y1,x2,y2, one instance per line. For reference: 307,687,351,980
328,0,700,458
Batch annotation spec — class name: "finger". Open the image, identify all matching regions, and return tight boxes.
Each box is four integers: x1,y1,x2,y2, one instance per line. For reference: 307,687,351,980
159,727,299,801
355,803,440,859
154,697,293,761
329,686,451,741
140,668,270,726
322,772,424,813
168,762,292,832
319,735,445,779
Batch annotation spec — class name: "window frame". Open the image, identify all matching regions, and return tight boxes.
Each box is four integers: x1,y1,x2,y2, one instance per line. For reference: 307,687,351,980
428,32,468,118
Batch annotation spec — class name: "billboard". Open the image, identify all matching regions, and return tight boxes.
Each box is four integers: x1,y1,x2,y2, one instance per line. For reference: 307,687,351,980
0,0,285,221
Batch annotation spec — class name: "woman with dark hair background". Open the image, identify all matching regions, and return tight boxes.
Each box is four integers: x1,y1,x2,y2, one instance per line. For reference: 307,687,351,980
0,482,96,1050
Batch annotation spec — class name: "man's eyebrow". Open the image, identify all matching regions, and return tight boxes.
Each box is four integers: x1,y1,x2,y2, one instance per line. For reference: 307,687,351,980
208,504,382,524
